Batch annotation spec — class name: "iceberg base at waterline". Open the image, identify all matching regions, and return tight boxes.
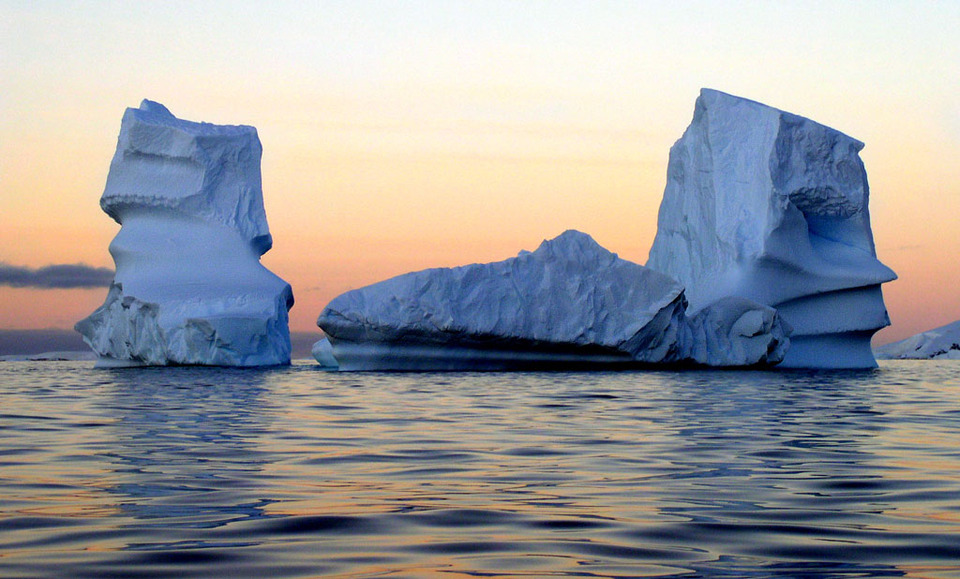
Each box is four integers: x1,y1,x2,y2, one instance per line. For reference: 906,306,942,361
78,281,293,368
314,338,653,372
311,337,339,368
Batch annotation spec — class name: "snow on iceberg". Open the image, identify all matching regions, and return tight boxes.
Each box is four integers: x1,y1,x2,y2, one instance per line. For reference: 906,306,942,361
316,231,687,370
874,320,960,360
75,100,293,367
646,89,896,369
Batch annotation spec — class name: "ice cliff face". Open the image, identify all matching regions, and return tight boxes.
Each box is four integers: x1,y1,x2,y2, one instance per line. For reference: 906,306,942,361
647,89,896,369
75,100,293,367
315,231,788,370
317,231,687,370
874,320,960,360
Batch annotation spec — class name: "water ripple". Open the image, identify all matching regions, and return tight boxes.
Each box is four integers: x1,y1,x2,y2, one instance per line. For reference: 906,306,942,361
0,360,959,577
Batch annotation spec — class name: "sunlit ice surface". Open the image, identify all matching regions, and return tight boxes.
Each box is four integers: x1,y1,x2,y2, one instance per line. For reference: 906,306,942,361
1,361,959,577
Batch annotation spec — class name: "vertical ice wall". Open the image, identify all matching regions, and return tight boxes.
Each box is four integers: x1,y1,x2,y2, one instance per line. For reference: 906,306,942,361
76,100,293,367
647,89,896,368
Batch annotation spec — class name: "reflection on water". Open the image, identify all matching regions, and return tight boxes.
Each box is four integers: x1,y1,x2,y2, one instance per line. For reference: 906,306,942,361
0,360,959,577
103,368,274,529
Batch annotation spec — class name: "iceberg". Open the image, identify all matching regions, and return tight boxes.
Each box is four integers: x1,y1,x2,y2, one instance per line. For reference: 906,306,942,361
316,231,687,370
647,89,896,369
311,337,339,368
75,100,293,367
314,230,788,370
874,320,960,360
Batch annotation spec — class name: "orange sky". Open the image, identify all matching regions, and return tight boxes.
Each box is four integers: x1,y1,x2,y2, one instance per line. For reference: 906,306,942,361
2,2,959,345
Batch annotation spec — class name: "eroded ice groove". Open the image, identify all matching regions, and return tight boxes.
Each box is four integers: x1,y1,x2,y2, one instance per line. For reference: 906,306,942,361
875,320,960,360
76,101,293,367
315,231,687,371
647,89,896,369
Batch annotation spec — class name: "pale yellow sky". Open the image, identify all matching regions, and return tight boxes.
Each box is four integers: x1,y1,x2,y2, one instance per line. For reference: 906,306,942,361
1,1,958,343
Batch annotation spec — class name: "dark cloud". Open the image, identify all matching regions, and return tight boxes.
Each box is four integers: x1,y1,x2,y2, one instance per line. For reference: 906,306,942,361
0,329,89,356
0,263,113,289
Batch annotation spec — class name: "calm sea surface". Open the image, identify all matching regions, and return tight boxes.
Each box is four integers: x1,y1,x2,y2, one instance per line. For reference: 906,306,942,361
1,360,959,578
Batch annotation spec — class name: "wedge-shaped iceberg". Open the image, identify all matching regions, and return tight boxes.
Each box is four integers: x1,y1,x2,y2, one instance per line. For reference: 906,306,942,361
317,231,686,370
315,230,789,370
874,320,960,360
647,89,896,369
75,100,293,367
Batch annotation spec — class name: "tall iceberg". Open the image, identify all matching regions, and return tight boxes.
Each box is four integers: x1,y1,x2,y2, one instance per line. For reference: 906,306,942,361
318,231,687,370
647,89,896,369
75,100,293,367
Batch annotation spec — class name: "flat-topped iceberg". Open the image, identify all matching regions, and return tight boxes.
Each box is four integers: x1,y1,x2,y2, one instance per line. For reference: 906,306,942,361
315,231,788,370
875,320,960,360
647,89,896,369
75,100,293,367
317,231,687,370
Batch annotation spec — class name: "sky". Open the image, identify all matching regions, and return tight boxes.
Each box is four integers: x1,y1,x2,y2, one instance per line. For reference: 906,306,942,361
1,0,958,345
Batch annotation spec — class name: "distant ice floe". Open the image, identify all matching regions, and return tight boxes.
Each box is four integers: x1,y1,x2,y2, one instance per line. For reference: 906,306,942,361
75,101,293,367
0,351,97,362
875,320,960,360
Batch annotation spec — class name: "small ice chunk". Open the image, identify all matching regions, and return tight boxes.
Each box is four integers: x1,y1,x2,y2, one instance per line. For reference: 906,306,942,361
680,297,790,367
316,231,687,370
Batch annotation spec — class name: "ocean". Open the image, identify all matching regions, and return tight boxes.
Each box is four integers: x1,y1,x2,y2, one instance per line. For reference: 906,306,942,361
1,360,959,578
